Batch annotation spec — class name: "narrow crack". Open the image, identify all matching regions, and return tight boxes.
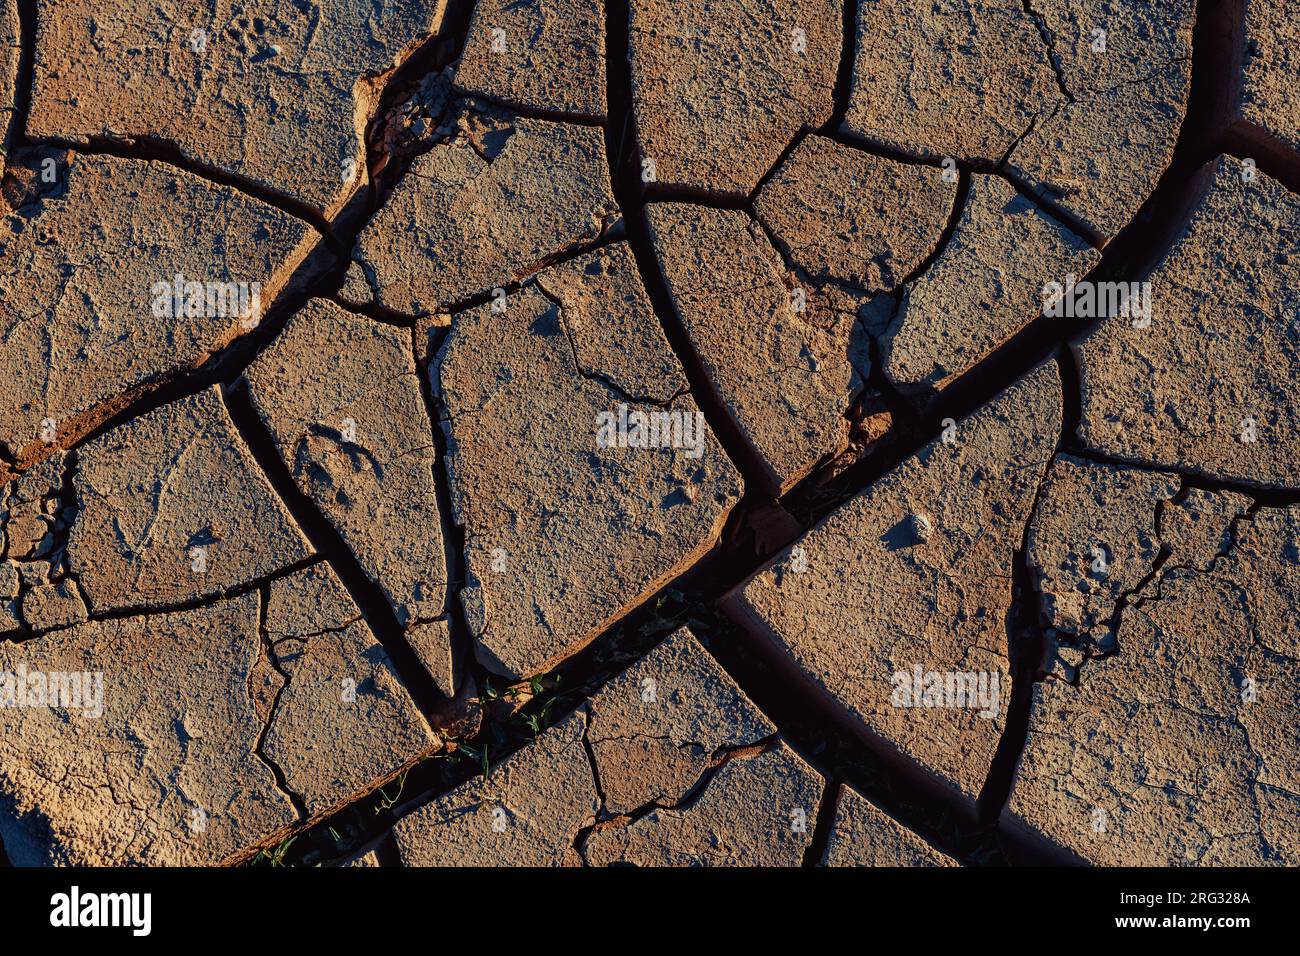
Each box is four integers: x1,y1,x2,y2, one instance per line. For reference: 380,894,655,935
411,322,463,610
897,168,971,290
28,134,338,239
1062,445,1300,499
996,109,1045,171
535,283,691,407
412,320,484,724
995,166,1105,250
252,581,310,822
828,125,957,170
373,226,626,325
573,734,780,863
578,706,609,820
1119,504,1258,622
1093,482,1239,671
1021,0,1075,104
2,556,320,645
451,92,605,130
1099,56,1193,95
327,294,419,329
745,126,811,206
821,121,1105,254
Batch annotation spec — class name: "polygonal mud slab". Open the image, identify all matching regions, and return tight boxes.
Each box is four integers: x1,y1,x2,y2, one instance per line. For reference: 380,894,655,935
435,246,741,678
1241,0,1300,153
1156,488,1253,574
583,743,823,866
882,175,1097,393
354,109,617,316
18,579,87,632
1074,157,1300,489
1006,505,1300,866
647,202,870,496
262,565,438,816
0,0,17,153
1006,76,1190,243
725,363,1062,808
395,706,597,866
1026,455,1180,645
842,0,1060,166
0,594,299,865
393,627,779,865
0,153,316,460
628,0,841,195
820,785,956,867
66,387,312,614
1001,0,1194,240
754,135,956,292
244,299,448,629
455,0,606,119
584,626,775,816
1018,0,1193,95
28,0,449,216
406,619,458,699
264,561,359,643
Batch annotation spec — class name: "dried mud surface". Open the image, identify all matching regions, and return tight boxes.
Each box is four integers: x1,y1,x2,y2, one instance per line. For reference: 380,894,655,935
0,0,1296,868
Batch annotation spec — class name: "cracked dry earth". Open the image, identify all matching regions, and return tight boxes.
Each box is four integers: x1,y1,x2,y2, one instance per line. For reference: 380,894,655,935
0,0,1296,869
